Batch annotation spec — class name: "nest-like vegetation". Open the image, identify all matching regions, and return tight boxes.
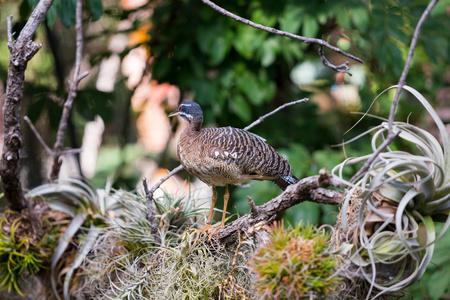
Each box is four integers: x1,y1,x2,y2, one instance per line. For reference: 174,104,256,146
72,190,257,300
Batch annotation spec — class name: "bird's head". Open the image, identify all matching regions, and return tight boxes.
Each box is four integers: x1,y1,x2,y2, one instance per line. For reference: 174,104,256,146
168,101,203,125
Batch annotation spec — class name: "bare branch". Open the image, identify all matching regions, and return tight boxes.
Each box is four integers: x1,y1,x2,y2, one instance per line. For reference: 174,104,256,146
350,0,438,182
318,45,351,75
1,0,55,211
387,0,438,132
201,0,363,73
50,0,88,181
24,116,53,155
17,0,55,41
244,98,309,131
143,177,161,245
146,165,184,201
213,172,346,246
6,15,13,44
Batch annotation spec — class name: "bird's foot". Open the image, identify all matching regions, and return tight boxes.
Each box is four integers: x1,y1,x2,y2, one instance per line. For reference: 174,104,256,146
194,222,223,243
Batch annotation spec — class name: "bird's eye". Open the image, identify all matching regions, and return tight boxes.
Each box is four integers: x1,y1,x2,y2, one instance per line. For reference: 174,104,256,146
178,106,182,110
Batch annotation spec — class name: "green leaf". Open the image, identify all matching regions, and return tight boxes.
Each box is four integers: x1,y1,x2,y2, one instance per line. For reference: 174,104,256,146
279,5,303,33
335,9,351,29
427,267,450,300
237,71,265,105
46,4,57,28
233,26,257,59
87,0,103,21
302,15,319,38
57,0,76,28
349,7,369,31
387,41,404,76
261,38,279,67
251,9,277,28
230,94,251,122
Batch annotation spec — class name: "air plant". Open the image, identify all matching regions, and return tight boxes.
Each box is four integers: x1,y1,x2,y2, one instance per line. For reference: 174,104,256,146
74,189,255,300
332,85,450,298
0,204,62,295
251,221,341,299
25,179,116,300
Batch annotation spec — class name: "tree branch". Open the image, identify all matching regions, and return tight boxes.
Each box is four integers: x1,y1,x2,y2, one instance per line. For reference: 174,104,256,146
50,0,88,181
350,0,438,182
142,177,161,245
213,171,346,246
24,116,53,155
1,0,55,211
201,0,363,75
243,98,309,131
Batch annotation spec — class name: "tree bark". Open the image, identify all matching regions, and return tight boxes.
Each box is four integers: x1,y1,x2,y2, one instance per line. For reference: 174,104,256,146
1,0,55,211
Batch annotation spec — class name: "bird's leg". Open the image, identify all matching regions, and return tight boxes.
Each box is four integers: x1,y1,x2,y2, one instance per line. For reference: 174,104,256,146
206,185,229,241
220,185,230,227
207,186,218,224
195,186,217,241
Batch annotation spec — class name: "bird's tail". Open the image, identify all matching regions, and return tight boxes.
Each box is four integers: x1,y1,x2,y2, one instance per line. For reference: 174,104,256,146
272,174,299,191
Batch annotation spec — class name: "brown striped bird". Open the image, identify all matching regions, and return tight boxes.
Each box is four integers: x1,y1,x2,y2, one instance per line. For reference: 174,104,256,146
168,101,298,236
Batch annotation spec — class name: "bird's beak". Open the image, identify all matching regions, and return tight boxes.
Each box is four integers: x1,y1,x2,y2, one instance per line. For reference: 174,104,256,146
168,110,179,118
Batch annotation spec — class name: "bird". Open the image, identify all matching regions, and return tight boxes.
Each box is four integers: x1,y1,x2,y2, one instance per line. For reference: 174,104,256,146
168,101,299,237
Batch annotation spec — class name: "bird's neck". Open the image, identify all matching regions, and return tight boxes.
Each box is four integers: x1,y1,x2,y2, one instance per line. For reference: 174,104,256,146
189,118,202,132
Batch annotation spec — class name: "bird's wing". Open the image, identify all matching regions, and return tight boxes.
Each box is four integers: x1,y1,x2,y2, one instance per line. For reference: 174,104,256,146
204,127,291,178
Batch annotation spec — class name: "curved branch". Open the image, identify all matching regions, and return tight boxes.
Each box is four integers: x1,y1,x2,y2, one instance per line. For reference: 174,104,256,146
213,172,347,246
201,0,363,74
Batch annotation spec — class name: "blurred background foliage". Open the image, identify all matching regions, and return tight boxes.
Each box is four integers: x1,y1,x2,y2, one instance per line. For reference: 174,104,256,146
0,0,449,296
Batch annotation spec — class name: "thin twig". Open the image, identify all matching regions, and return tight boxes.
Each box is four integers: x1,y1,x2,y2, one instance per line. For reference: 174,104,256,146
6,15,13,44
147,165,184,202
24,116,52,155
50,0,88,181
387,0,438,132
350,0,438,182
201,0,363,74
143,177,161,245
244,98,309,131
318,45,351,75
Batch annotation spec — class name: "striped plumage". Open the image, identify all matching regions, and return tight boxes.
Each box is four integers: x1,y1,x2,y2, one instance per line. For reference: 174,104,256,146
178,126,298,190
169,101,299,233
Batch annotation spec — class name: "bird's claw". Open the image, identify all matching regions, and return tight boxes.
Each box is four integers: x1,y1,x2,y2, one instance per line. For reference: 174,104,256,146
194,223,223,243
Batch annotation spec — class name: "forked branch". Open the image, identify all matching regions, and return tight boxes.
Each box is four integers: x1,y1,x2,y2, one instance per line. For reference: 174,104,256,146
50,0,89,181
201,0,364,75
